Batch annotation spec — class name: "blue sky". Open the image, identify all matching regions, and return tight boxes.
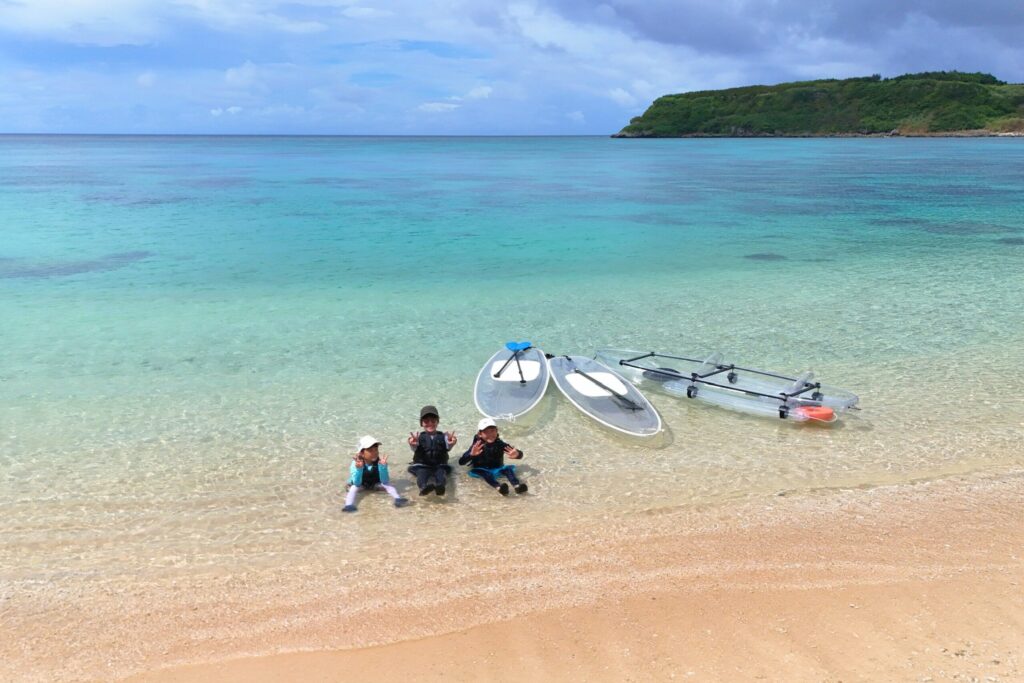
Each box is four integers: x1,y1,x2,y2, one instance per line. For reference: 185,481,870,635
1,1,1022,134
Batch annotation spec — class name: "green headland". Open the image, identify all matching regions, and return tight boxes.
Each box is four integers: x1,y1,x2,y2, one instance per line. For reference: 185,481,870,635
614,72,1024,137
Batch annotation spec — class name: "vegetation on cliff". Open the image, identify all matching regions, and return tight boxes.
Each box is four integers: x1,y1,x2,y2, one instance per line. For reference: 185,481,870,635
615,72,1024,137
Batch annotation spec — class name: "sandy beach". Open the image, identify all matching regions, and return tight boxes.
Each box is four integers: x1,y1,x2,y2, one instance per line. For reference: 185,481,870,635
96,470,1024,683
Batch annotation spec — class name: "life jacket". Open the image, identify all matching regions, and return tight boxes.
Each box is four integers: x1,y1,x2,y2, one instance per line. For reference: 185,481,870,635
361,463,381,488
472,437,513,470
414,431,449,467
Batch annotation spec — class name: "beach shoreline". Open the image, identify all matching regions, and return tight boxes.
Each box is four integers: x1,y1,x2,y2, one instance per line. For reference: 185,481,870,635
10,469,1020,682
122,470,1024,683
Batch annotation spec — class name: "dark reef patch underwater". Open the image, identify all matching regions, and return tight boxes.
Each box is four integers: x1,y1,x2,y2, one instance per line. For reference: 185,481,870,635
0,251,153,278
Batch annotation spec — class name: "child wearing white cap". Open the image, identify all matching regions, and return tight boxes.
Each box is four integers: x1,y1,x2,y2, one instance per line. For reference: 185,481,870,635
458,418,527,496
343,436,408,512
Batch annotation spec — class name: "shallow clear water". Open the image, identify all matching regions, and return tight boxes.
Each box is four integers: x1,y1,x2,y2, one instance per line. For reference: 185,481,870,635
2,135,1023,583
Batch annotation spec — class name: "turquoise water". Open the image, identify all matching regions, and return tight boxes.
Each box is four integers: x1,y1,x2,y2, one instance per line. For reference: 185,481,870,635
2,136,1024,587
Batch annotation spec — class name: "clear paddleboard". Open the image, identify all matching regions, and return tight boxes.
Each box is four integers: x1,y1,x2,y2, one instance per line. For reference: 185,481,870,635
547,354,662,437
474,342,551,425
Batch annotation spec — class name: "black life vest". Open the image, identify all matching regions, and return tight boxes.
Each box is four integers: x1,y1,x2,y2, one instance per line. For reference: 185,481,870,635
474,438,511,470
414,431,449,467
361,462,381,488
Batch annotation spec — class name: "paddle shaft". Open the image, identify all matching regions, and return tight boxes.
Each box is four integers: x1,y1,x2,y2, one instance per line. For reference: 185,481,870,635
494,346,532,384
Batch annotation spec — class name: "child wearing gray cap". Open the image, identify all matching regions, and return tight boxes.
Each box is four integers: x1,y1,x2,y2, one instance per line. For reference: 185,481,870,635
407,404,458,496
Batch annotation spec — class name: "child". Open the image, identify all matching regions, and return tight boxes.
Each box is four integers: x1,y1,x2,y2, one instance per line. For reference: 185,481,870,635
407,405,458,496
343,436,408,512
459,417,527,496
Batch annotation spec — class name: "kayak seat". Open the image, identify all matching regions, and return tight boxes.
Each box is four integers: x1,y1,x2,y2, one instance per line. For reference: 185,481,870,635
697,352,724,375
784,371,814,396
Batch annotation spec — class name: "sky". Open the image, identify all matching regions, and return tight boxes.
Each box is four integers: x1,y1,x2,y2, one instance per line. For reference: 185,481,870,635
1,1,1022,135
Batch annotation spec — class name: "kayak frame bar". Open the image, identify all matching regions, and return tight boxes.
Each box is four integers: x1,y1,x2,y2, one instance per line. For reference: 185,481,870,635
617,352,821,405
622,351,808,383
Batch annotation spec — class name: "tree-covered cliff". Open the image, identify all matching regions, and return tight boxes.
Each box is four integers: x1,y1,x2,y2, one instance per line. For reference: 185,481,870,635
615,72,1024,137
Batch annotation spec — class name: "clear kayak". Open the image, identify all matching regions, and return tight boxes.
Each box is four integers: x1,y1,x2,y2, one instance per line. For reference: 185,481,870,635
474,342,551,424
547,354,663,437
595,349,859,423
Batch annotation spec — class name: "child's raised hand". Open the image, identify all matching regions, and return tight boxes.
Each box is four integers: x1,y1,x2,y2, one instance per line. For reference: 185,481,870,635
354,456,365,468
407,431,419,446
503,445,521,459
446,430,457,446
380,453,388,465
470,439,484,457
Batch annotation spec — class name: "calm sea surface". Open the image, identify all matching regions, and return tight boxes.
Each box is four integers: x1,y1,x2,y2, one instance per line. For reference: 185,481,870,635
2,135,1023,584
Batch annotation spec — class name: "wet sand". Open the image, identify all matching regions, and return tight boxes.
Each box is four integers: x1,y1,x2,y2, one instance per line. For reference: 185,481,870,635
120,471,1024,683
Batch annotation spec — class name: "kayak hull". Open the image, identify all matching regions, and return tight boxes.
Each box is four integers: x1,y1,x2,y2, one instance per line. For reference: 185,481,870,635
595,349,858,423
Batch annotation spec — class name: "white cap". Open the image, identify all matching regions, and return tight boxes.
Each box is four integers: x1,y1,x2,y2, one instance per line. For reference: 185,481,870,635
477,417,497,431
356,435,381,452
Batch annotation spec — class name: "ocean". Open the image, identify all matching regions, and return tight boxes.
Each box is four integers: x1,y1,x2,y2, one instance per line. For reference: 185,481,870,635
2,135,1023,678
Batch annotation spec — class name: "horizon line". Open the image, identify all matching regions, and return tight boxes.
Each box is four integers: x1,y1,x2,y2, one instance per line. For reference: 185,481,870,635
0,132,614,138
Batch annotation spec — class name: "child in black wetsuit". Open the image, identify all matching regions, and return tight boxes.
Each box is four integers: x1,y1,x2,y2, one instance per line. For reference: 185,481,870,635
459,417,527,496
407,404,457,496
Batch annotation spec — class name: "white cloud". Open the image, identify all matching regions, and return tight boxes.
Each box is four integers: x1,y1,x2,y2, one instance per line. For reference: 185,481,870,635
607,87,636,107
465,85,493,99
263,13,328,33
342,6,394,19
225,62,260,87
417,102,460,113
4,0,1020,134
0,0,161,45
210,106,242,116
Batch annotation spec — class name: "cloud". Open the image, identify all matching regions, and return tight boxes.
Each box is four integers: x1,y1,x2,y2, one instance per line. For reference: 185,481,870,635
607,87,635,107
210,106,242,116
465,85,492,99
0,0,163,45
417,101,460,113
415,84,493,113
0,0,1022,134
342,6,394,20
